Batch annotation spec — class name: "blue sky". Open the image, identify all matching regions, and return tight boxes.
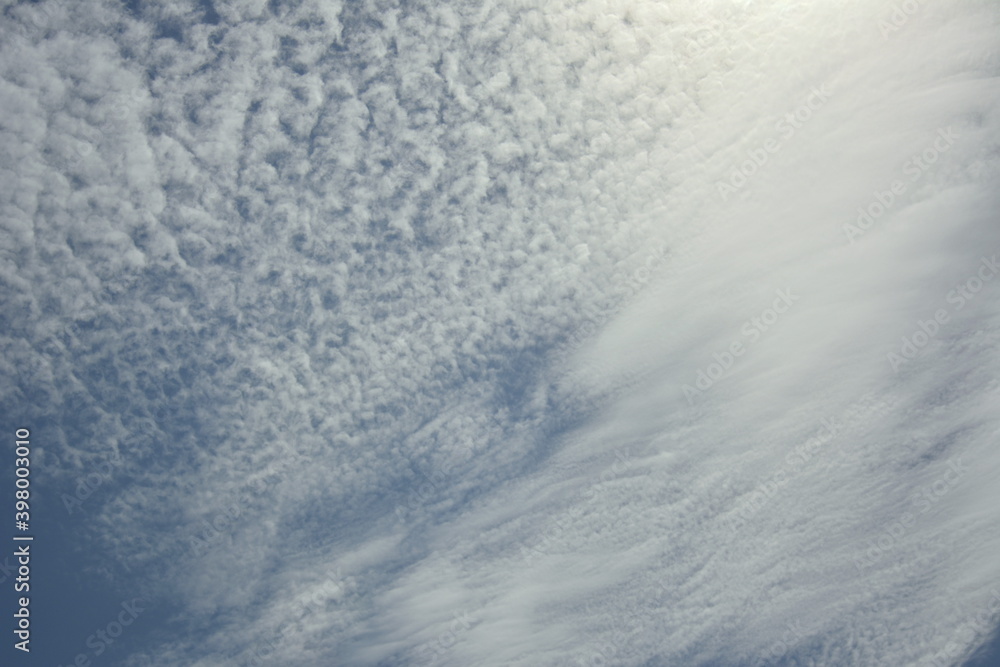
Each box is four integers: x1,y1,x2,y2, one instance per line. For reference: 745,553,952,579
2,0,1000,665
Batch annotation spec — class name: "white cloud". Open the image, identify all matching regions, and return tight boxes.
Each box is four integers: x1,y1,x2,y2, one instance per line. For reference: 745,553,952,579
2,0,999,665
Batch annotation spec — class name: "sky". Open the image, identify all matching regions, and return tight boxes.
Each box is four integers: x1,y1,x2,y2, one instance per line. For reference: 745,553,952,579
1,0,999,665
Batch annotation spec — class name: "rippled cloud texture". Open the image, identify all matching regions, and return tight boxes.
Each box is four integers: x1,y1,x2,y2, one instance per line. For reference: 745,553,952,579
2,0,999,665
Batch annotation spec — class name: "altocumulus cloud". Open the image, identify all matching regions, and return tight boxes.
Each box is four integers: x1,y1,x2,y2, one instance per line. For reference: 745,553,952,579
1,0,999,666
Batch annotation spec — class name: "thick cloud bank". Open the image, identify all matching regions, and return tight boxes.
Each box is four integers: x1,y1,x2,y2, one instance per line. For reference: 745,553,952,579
1,0,999,665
